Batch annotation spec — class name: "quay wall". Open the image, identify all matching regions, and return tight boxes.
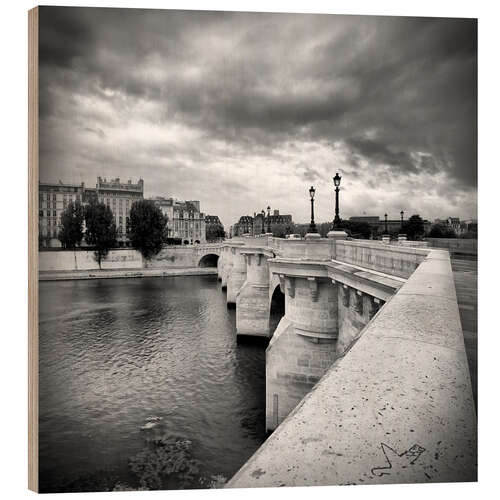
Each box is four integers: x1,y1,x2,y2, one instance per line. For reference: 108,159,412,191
39,249,143,271
39,245,223,272
227,248,476,487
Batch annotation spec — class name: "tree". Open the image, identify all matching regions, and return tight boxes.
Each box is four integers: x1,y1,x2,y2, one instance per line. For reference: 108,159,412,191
401,214,425,240
84,201,117,268
206,224,225,242
58,201,85,249
127,200,168,259
428,224,444,238
428,224,456,238
345,221,372,239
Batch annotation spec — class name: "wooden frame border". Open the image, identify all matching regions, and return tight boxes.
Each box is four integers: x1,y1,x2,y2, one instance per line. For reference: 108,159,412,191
28,6,39,493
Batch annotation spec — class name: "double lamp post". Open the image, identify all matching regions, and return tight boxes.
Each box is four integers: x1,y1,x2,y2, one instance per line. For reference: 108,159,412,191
308,172,342,235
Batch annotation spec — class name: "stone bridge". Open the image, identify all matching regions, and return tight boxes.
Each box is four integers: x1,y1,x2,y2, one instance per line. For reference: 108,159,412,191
143,243,222,268
215,233,476,488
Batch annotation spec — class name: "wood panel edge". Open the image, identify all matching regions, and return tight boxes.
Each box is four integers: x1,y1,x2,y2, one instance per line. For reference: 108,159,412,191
28,6,39,493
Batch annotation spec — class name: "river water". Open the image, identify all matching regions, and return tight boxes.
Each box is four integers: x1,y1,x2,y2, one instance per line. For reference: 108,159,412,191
39,275,267,492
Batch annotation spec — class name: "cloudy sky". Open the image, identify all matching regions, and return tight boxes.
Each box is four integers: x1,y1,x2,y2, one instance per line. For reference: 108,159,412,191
39,7,477,228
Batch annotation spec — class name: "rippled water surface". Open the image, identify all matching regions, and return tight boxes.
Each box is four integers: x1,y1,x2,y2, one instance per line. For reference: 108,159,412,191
39,276,266,492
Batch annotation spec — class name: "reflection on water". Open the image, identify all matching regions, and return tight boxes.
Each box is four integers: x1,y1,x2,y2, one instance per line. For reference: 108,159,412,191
39,275,266,492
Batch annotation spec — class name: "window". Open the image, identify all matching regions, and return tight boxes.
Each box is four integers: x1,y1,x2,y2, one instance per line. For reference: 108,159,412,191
39,210,43,217
53,210,56,216
53,194,56,201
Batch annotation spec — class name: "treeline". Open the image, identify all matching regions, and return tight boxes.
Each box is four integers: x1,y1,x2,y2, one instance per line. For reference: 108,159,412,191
266,215,477,241
55,199,169,267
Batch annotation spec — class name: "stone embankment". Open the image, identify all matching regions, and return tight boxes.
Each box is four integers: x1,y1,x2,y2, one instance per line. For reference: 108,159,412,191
39,267,217,281
38,245,222,280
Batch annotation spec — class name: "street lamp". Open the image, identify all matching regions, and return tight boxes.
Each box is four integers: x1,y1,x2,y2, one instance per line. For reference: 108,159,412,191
333,172,342,229
384,213,388,234
309,186,317,233
400,210,404,230
267,205,271,233
261,210,266,234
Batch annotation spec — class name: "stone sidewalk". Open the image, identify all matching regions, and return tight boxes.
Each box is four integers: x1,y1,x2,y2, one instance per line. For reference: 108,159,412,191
39,267,217,281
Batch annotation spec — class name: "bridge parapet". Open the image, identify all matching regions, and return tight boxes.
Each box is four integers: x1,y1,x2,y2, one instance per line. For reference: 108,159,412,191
335,239,428,278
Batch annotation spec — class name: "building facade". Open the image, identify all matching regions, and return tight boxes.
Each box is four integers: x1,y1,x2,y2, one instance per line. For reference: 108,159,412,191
39,181,86,247
205,215,225,241
349,215,431,237
39,177,144,248
152,196,206,244
232,209,293,237
232,215,254,236
94,177,144,245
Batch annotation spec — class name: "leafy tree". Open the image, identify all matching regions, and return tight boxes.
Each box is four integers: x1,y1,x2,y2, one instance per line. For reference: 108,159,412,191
345,221,372,239
428,224,456,238
84,201,117,268
127,200,168,259
428,224,444,238
401,214,425,240
269,223,287,238
206,224,225,242
58,201,85,249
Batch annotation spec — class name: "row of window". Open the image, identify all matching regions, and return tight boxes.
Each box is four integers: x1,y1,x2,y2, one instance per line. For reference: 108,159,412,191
40,193,81,201
173,221,201,230
39,210,58,217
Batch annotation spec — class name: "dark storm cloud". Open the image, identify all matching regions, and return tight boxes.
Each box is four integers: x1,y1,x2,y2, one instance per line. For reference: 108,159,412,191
38,7,477,225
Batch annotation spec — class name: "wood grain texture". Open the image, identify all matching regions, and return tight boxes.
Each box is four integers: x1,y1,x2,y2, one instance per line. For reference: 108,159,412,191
28,6,39,493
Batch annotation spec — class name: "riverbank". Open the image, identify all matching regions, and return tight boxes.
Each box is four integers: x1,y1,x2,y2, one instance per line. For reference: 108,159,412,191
39,267,217,281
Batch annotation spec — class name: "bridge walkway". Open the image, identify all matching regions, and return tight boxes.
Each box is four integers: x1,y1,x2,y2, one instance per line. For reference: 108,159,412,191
451,258,477,410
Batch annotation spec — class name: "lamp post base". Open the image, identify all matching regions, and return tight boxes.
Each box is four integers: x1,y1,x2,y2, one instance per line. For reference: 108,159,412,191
305,232,321,240
327,230,347,240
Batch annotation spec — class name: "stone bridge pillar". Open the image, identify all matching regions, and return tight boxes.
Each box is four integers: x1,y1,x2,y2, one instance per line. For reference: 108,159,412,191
221,247,230,289
266,274,339,431
217,247,224,281
236,251,270,337
227,247,247,306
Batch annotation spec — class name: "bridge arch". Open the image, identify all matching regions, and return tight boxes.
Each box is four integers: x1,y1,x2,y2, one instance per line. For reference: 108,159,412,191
269,283,285,336
198,253,220,268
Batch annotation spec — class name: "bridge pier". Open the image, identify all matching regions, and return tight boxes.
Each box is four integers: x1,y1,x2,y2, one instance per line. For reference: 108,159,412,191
221,247,230,289
266,275,338,432
217,251,223,281
227,247,247,306
236,250,271,337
